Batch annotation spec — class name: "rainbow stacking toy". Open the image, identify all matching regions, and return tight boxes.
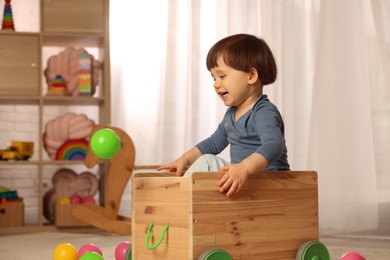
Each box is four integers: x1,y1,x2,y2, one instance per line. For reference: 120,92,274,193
79,52,93,96
1,0,15,31
46,75,70,96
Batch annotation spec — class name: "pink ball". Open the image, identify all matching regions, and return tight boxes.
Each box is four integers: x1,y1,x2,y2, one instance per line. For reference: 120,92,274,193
77,243,102,259
115,241,131,260
82,196,96,203
340,251,365,260
70,195,82,204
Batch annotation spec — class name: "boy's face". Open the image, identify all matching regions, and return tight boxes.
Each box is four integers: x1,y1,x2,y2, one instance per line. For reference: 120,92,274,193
210,56,259,108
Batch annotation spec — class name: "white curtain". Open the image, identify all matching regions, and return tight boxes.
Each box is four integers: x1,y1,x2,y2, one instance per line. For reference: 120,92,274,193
110,0,389,235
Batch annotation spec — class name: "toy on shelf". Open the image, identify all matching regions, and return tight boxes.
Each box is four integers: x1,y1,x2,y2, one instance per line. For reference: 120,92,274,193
1,0,15,31
0,141,34,160
43,168,98,223
47,75,70,96
0,186,22,204
55,139,89,161
0,186,24,227
44,47,101,96
79,52,93,96
43,112,95,160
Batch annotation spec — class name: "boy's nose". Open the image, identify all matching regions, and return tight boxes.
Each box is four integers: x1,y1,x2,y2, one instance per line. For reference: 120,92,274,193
214,81,220,89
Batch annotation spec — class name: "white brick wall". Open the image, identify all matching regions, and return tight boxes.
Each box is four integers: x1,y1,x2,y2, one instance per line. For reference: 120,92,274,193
0,104,99,224
0,105,38,224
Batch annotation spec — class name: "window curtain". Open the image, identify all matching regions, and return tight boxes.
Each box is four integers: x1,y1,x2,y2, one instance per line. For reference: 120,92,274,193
110,0,388,235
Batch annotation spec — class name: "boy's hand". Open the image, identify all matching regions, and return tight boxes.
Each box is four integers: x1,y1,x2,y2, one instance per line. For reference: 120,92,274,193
218,162,250,197
157,156,189,176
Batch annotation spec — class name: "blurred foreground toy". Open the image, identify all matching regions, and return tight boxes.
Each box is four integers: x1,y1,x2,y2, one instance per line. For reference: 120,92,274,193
78,243,103,259
53,241,132,260
340,251,366,260
115,241,131,260
53,243,77,260
79,252,103,260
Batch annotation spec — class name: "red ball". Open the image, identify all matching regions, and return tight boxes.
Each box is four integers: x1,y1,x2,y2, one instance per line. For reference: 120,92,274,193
82,195,96,203
77,243,102,259
70,195,82,204
115,241,131,260
340,251,365,260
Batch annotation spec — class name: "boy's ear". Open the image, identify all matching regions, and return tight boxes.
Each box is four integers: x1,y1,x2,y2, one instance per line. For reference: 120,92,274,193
248,67,259,84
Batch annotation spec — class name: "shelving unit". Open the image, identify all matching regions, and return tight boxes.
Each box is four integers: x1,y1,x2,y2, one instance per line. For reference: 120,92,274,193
0,0,110,232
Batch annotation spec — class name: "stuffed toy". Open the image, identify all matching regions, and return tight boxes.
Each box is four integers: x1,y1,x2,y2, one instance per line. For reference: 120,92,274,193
42,168,99,223
43,112,95,160
44,47,101,96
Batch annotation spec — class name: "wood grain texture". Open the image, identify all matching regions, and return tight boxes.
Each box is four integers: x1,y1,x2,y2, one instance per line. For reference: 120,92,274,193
132,171,319,259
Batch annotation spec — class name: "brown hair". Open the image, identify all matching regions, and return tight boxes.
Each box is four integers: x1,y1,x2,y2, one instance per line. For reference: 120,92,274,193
206,34,277,85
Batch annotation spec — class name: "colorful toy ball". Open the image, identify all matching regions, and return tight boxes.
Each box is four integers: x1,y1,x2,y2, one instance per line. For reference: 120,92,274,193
81,195,96,203
79,252,104,260
77,243,103,259
90,128,121,159
70,195,82,204
340,251,366,260
56,196,71,205
124,245,132,260
53,242,78,260
115,241,131,260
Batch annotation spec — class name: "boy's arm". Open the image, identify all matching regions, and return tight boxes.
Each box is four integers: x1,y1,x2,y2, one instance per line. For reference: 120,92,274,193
158,147,202,175
218,152,268,197
241,152,268,174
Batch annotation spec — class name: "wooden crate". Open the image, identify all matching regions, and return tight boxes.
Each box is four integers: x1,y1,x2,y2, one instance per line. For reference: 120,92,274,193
0,203,24,227
132,171,319,260
55,204,90,227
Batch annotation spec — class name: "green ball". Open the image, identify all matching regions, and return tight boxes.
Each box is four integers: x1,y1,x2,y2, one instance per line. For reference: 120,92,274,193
79,252,104,260
90,128,121,159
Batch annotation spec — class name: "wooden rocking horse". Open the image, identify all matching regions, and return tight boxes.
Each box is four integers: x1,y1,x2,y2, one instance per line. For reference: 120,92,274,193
71,125,135,235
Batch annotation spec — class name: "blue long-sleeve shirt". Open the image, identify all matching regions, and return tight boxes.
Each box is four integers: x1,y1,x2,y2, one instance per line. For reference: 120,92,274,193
196,95,290,171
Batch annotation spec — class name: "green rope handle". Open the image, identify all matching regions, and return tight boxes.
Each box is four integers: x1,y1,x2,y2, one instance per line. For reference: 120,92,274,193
145,222,170,250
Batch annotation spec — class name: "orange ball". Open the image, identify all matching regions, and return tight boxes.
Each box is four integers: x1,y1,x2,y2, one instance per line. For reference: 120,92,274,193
56,196,71,205
53,243,77,260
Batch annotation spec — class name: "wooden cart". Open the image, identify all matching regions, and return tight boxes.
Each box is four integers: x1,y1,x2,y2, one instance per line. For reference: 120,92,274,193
132,171,329,260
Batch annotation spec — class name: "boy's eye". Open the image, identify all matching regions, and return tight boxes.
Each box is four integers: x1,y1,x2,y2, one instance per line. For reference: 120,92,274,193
211,75,226,81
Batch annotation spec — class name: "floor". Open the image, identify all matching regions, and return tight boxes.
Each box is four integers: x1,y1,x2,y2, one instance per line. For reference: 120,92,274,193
0,228,389,259
322,231,390,259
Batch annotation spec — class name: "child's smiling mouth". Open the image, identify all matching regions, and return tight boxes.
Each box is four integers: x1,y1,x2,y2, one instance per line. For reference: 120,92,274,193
219,91,229,99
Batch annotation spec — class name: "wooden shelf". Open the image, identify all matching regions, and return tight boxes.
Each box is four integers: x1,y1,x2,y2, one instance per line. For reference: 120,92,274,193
42,96,105,105
0,160,40,166
0,0,111,232
42,33,105,47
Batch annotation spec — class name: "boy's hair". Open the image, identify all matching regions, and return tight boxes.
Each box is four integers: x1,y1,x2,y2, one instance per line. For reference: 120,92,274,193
206,34,277,85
